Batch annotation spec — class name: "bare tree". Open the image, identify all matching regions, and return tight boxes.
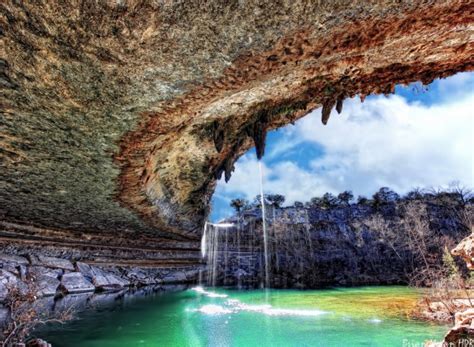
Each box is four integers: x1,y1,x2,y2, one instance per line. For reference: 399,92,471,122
1,278,73,347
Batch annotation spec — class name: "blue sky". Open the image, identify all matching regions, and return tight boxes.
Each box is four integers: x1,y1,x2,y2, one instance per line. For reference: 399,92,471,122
211,72,474,221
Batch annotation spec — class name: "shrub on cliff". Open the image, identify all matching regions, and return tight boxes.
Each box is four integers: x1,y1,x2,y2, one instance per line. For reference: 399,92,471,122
372,187,400,209
230,198,250,214
337,191,354,206
266,194,285,208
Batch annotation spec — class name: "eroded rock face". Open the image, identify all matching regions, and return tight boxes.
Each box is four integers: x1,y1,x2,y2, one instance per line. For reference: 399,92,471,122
204,199,471,288
452,231,474,270
1,1,473,242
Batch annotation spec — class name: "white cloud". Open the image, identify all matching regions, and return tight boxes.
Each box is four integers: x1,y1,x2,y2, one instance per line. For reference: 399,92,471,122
213,75,474,216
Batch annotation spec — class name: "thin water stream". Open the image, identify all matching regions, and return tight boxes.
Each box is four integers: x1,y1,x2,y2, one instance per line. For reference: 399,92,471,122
259,161,270,288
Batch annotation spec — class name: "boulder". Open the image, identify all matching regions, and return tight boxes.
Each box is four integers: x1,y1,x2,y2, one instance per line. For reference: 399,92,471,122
76,262,129,291
0,253,29,265
36,275,60,297
0,269,20,301
29,255,74,271
75,262,96,281
28,266,62,280
92,274,129,292
452,232,474,270
1,262,22,277
437,308,474,346
124,268,157,286
162,271,187,284
59,272,95,294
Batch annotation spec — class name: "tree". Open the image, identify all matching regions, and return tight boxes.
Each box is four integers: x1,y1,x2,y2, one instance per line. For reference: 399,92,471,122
294,201,304,208
337,191,354,206
230,198,249,214
372,187,399,210
357,196,370,205
373,187,400,203
321,193,337,209
405,188,425,201
252,194,265,208
2,278,73,346
266,194,285,208
448,181,473,206
442,246,460,280
308,196,323,207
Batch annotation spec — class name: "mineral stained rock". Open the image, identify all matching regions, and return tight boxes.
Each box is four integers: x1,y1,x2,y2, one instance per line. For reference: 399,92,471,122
0,2,473,256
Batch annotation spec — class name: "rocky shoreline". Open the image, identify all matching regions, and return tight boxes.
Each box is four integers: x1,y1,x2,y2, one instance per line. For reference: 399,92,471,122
0,252,200,304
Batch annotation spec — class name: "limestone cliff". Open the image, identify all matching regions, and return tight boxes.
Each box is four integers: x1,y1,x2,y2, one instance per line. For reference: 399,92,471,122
208,196,472,288
1,1,473,248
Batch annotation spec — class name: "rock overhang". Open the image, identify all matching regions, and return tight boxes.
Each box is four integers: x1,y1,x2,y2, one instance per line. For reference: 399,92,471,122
1,0,473,240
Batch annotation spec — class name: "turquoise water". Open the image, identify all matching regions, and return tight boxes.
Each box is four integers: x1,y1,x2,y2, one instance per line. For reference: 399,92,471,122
36,286,447,347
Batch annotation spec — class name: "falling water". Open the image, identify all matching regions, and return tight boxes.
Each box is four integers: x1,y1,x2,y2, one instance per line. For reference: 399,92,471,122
201,222,235,287
237,214,242,288
304,209,316,284
259,161,270,288
201,222,208,258
211,226,219,286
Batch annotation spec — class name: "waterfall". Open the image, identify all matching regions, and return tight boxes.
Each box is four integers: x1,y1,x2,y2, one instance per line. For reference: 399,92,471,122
201,222,208,258
259,161,270,288
201,222,234,287
304,209,315,285
237,214,242,288
211,225,219,286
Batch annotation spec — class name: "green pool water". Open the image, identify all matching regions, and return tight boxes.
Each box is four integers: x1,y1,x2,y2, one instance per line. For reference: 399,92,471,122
36,286,447,347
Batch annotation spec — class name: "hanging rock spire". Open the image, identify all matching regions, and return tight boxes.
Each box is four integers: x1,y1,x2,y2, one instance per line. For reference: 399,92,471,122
321,99,336,125
213,121,225,153
252,121,267,160
336,97,344,114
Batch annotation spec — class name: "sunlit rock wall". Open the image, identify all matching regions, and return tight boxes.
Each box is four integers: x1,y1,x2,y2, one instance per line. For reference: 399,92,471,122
208,199,472,288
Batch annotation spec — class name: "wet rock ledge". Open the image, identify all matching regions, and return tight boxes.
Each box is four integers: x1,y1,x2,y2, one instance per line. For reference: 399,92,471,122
0,252,200,302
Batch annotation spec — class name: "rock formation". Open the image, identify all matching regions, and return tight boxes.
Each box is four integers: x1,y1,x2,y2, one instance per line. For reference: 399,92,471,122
424,232,474,346
452,231,474,270
0,1,473,282
205,196,472,288
0,251,198,303
0,6,473,346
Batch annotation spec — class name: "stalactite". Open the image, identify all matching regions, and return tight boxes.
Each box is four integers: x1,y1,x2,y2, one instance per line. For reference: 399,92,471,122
224,156,235,183
336,97,344,114
214,166,224,180
213,120,225,153
321,99,335,125
252,121,267,160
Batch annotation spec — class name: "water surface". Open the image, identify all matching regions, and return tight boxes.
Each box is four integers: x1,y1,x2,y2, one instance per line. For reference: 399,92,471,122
36,286,447,347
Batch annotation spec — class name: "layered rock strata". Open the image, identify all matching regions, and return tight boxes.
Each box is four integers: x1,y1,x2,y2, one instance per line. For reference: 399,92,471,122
1,1,473,242
205,199,471,288
0,250,200,303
